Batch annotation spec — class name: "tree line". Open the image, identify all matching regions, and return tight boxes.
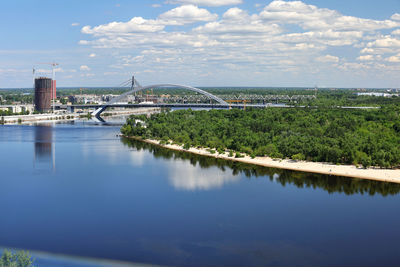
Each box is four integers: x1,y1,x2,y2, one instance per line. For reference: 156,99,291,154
121,106,400,169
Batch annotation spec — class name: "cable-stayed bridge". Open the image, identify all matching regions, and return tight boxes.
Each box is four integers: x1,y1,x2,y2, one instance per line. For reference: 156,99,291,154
87,76,272,119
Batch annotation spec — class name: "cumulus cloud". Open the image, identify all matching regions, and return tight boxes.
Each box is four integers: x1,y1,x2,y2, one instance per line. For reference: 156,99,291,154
391,29,400,35
259,0,398,31
80,65,91,71
78,0,400,85
391,13,400,21
159,5,218,25
386,55,400,62
316,55,339,63
81,17,164,36
222,7,250,20
337,62,369,71
367,37,400,48
357,55,374,61
166,0,242,7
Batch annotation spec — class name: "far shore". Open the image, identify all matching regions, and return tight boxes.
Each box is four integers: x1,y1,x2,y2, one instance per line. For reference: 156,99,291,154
124,136,400,184
1,107,161,124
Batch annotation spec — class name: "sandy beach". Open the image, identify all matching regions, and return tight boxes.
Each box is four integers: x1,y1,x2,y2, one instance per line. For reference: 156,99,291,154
126,136,400,184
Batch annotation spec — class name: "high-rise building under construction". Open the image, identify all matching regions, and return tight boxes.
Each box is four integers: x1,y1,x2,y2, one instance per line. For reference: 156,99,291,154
34,77,52,112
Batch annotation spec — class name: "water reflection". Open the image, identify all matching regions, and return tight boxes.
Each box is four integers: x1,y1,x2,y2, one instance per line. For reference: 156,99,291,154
121,138,400,196
34,125,55,171
168,160,240,190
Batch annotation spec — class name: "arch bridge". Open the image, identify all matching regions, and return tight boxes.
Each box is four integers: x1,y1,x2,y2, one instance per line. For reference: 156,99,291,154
92,77,228,118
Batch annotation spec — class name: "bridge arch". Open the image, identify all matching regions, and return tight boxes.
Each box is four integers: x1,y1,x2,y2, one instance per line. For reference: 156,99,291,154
92,84,228,117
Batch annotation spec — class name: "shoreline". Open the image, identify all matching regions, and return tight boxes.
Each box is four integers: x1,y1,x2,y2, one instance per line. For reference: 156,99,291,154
1,108,161,125
125,136,400,184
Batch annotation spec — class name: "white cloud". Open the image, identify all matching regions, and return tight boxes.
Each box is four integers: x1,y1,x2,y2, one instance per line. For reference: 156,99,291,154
360,48,374,54
77,0,400,87
80,65,91,71
391,29,400,35
391,13,400,21
80,73,95,77
337,62,369,71
71,22,80,26
357,55,374,61
89,53,96,58
159,5,218,25
81,17,164,36
222,7,249,20
0,68,28,74
367,36,400,48
316,55,339,63
166,0,242,7
259,0,398,32
386,56,400,63
152,4,162,8
194,20,281,34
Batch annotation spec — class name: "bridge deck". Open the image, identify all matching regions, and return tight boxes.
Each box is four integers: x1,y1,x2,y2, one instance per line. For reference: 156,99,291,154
69,103,280,109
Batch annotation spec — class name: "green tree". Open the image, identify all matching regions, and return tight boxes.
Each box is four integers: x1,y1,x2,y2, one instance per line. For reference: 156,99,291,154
292,153,305,161
0,249,34,267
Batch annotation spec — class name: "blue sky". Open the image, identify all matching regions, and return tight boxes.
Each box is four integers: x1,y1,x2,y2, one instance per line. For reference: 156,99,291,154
1,0,400,88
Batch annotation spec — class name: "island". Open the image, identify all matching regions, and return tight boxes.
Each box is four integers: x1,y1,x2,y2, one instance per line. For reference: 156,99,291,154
121,106,400,183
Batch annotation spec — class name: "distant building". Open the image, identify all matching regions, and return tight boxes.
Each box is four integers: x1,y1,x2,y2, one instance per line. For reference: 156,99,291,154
357,92,399,97
74,94,102,104
136,95,158,103
34,77,52,112
0,104,34,114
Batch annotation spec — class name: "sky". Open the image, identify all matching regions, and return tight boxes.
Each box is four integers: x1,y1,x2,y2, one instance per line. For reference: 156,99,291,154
0,0,400,88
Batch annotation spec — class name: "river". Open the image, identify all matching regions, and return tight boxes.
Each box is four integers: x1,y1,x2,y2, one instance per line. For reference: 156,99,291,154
0,119,400,266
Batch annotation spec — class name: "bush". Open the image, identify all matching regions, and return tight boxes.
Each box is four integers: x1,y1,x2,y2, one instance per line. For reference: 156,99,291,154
292,153,305,161
235,152,243,158
0,249,34,267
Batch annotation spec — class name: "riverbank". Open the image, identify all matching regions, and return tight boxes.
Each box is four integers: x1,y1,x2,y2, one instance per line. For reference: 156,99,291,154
125,136,400,184
1,108,160,124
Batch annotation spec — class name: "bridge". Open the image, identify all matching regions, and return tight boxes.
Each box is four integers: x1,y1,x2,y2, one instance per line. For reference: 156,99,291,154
69,102,279,112
90,76,233,119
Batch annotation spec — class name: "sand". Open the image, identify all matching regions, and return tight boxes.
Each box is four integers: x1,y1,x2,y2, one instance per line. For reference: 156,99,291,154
126,136,400,184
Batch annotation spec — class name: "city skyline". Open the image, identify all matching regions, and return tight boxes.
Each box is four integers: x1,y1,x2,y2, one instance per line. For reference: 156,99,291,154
1,0,400,88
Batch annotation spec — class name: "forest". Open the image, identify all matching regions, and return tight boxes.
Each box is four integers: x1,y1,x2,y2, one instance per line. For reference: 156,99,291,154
121,106,400,169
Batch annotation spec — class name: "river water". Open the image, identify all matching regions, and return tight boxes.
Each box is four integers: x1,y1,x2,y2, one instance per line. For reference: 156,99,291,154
0,120,400,266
